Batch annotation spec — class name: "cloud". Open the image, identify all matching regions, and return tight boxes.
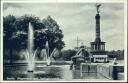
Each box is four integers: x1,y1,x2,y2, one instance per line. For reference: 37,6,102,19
3,3,124,51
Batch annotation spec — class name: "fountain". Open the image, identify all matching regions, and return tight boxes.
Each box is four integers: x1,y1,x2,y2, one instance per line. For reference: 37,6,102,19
25,22,37,72
24,22,65,79
41,41,57,66
26,22,55,72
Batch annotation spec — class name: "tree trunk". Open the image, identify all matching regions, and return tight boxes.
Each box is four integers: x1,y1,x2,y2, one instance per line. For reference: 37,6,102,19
10,48,13,64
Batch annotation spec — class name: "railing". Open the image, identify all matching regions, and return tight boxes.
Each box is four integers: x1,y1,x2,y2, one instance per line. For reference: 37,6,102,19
97,64,112,79
80,63,124,80
80,63,97,77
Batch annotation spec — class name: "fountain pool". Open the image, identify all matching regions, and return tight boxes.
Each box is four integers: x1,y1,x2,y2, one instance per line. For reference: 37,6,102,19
3,62,109,81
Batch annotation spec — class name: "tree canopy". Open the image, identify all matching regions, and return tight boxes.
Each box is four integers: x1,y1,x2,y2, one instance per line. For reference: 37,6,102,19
3,14,65,61
60,49,77,61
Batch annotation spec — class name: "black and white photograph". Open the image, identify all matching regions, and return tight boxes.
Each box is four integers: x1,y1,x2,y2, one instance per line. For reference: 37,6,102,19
0,0,127,82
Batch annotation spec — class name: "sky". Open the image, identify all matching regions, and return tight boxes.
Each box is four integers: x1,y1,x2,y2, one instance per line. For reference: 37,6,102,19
3,2,124,51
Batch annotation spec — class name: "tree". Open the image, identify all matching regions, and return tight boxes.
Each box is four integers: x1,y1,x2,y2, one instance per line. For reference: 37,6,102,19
107,50,124,60
16,15,45,49
3,15,65,61
3,15,17,63
60,49,77,61
41,16,65,55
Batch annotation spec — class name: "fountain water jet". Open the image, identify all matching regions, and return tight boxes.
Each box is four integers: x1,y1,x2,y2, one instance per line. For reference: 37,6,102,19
26,22,37,72
45,41,51,66
41,42,58,66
